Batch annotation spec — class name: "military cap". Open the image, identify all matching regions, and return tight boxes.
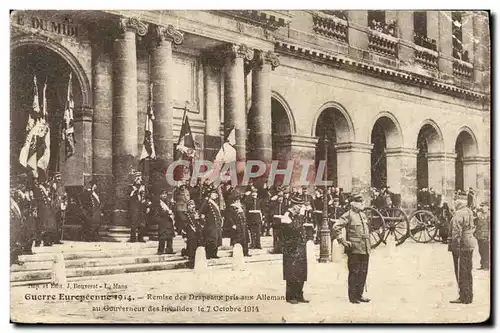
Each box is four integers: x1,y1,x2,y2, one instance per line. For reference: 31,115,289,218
351,192,363,202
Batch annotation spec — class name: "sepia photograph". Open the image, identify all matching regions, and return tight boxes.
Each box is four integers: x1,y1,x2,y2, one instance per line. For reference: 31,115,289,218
8,8,491,324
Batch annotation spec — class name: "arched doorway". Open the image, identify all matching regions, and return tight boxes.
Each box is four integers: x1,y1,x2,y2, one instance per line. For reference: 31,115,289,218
10,44,83,180
416,123,443,191
370,116,402,190
314,107,352,186
455,130,478,191
271,96,292,185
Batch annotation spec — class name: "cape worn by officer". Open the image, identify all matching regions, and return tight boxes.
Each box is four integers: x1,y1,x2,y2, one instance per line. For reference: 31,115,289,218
331,193,372,304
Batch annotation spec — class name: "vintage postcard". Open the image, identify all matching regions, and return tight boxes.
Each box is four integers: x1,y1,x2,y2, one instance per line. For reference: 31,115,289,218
9,9,491,324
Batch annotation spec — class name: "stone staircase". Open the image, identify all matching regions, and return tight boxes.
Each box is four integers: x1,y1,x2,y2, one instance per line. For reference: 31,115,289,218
11,236,280,286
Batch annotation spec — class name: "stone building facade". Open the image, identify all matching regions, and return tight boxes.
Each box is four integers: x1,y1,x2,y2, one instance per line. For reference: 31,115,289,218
10,10,490,231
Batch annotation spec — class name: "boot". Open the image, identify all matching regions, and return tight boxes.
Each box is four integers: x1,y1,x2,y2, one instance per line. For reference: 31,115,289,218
157,240,166,255
165,238,175,254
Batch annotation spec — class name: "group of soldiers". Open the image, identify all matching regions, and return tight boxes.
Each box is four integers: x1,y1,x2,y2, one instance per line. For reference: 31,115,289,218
9,172,104,264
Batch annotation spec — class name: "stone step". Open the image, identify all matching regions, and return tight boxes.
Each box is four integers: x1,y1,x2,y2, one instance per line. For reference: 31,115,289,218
10,250,280,284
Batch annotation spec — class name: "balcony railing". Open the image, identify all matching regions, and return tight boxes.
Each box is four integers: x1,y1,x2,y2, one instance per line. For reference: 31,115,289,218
312,12,348,43
414,33,437,52
414,45,438,70
368,29,398,58
453,58,473,79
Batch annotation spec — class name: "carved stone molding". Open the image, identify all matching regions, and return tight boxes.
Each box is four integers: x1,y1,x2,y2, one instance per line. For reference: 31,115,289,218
156,25,184,45
253,49,280,70
227,43,254,61
119,17,148,36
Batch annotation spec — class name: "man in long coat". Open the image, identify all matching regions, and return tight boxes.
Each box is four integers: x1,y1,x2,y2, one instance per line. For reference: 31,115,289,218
82,181,103,242
244,188,263,249
270,191,288,254
129,185,148,242
331,193,372,304
156,191,175,254
474,203,490,270
224,189,250,257
184,199,203,264
34,180,58,246
281,193,309,304
200,186,222,259
449,193,476,304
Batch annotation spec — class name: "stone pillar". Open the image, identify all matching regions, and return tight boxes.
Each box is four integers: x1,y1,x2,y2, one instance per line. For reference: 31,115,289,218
462,12,474,63
347,11,368,59
335,142,372,199
396,11,414,63
442,153,457,205
151,25,183,194
477,157,490,204
249,50,280,165
427,11,439,42
203,58,222,162
223,44,254,162
473,11,490,87
385,148,418,210
438,11,454,79
112,17,148,225
426,152,446,194
91,37,113,211
462,156,479,191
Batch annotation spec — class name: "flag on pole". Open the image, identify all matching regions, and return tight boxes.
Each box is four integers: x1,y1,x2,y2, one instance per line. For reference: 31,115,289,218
62,73,75,159
140,83,156,161
19,75,41,177
202,128,236,183
36,79,51,174
175,107,196,160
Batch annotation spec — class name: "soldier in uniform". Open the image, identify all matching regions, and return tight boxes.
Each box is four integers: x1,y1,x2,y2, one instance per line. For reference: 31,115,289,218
156,191,175,254
244,187,263,249
281,193,309,304
51,172,66,244
474,202,489,271
129,185,148,242
14,175,36,254
10,187,24,264
328,197,345,239
34,179,58,247
259,183,272,237
200,185,222,259
270,191,287,254
312,189,325,244
224,188,251,257
331,193,372,304
81,181,103,242
184,199,203,264
449,193,475,304
173,183,191,236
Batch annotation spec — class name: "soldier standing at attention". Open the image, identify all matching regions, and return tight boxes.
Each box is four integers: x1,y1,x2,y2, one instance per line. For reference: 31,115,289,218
225,188,251,257
156,191,175,255
474,202,490,271
184,199,203,265
281,193,309,305
200,186,222,259
449,193,475,304
331,193,371,304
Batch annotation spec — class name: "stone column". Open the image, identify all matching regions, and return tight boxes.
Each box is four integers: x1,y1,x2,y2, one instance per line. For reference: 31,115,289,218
462,12,474,63
335,142,372,200
462,156,479,191
396,11,414,63
112,17,148,225
223,44,254,162
203,57,222,162
438,11,454,79
385,148,418,210
426,152,446,194
151,25,184,194
473,11,490,87
91,37,113,206
427,11,439,42
347,11,368,59
442,153,457,205
249,50,280,165
477,157,490,204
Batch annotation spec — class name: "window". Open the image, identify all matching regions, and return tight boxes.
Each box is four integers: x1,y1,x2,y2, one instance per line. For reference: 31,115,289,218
368,10,395,37
413,11,437,51
452,11,469,62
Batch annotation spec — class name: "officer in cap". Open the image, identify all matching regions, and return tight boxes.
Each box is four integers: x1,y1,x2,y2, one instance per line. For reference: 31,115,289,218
331,192,372,304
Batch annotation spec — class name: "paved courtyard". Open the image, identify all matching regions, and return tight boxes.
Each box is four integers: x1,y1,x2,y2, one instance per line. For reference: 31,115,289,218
10,240,490,324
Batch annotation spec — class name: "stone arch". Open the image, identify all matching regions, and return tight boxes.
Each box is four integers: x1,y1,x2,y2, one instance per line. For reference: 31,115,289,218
415,119,444,152
11,34,92,107
454,126,480,192
368,111,404,148
369,112,404,189
454,126,479,157
311,101,355,142
271,91,296,135
416,119,445,194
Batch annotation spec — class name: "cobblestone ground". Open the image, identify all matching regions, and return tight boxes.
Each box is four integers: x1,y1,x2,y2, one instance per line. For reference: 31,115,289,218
10,240,490,324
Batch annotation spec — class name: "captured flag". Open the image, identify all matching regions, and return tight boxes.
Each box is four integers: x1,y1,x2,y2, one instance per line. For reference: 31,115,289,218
140,83,156,160
19,76,41,176
175,109,196,160
37,80,51,173
62,73,75,159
